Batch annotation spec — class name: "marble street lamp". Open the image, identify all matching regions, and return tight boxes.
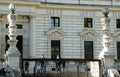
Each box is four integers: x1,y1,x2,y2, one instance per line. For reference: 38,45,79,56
102,8,109,18
4,3,22,77
9,3,16,14
5,3,21,69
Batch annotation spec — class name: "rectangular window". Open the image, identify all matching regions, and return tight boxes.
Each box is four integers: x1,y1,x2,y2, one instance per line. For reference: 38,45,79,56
116,19,120,28
117,42,120,60
84,41,93,59
84,18,92,28
51,17,60,27
6,24,23,29
17,24,23,29
51,40,60,59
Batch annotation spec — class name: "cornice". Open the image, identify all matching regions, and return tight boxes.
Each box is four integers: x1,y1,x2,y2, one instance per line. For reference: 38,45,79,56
0,1,38,16
79,29,98,37
46,28,66,36
40,2,120,12
40,3,101,11
0,0,40,6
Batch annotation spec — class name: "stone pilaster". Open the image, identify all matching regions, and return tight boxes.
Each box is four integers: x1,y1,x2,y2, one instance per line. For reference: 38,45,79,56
29,15,36,58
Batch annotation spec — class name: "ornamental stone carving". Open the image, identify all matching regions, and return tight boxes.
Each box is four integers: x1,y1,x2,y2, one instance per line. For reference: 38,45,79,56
101,17,110,34
46,28,66,40
112,31,120,41
79,29,98,41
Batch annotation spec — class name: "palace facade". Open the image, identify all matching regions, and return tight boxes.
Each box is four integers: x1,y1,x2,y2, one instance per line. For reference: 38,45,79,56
0,0,120,76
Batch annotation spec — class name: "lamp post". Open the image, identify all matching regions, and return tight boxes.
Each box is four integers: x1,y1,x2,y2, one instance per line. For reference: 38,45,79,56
99,8,115,76
102,8,109,18
5,3,21,70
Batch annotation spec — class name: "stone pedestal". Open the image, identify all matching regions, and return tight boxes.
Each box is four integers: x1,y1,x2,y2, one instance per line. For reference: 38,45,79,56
104,54,115,70
5,55,20,67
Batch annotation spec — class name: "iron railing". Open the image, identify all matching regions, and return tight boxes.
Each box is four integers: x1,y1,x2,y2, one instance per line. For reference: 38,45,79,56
22,58,101,77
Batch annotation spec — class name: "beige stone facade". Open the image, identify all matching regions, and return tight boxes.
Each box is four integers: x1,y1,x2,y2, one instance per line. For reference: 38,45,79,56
0,0,120,76
0,0,120,59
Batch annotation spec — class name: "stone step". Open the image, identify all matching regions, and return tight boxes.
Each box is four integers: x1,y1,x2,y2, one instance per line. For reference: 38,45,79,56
47,73,93,77
25,72,94,77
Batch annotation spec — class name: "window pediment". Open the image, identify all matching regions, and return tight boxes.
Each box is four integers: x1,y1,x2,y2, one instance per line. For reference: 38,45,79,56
112,30,120,41
79,29,98,41
46,28,65,40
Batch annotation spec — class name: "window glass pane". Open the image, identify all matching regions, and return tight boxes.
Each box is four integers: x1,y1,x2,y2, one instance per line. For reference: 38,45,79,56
84,41,93,59
6,24,9,28
51,40,60,59
84,18,88,27
55,23,59,27
51,18,54,27
55,18,59,26
88,18,91,22
51,17,60,27
17,24,22,29
117,42,120,60
84,18,92,28
6,24,22,29
116,19,120,28
55,18,59,23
